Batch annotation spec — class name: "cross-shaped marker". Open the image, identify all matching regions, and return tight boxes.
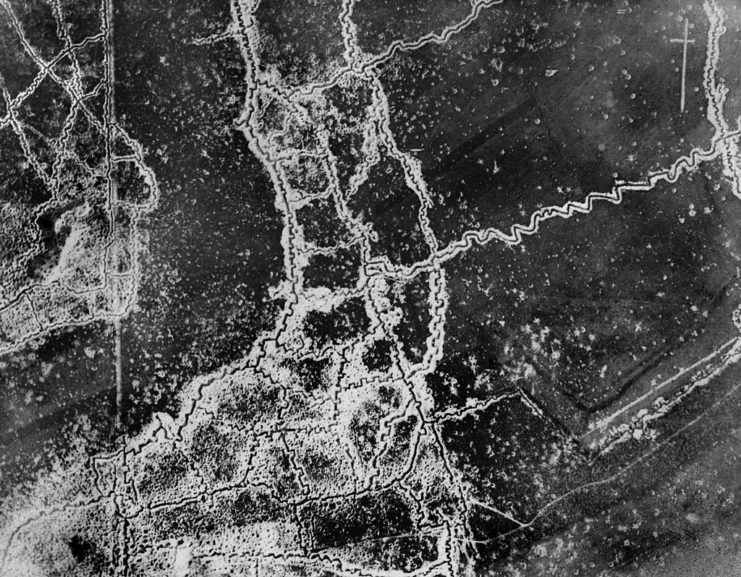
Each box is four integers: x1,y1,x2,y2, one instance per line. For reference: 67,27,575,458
670,18,696,114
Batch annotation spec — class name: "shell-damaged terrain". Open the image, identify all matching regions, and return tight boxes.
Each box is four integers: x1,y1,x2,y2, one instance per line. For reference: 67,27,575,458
3,0,741,575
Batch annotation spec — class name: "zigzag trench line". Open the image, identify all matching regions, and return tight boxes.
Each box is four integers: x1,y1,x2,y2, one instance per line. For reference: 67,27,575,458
296,0,504,97
449,132,741,250
365,127,741,282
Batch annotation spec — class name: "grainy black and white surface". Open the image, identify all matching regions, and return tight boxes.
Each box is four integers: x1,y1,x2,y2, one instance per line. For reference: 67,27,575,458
3,0,741,575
